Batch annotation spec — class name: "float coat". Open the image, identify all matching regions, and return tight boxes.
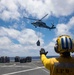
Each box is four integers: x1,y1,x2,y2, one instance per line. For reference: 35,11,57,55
41,54,74,75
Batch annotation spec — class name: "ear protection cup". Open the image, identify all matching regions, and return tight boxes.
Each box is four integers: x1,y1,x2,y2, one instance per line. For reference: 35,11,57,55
54,44,60,53
54,40,60,53
54,45,58,52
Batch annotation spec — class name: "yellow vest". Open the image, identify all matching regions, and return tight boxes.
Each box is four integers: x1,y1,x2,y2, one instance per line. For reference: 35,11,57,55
41,54,74,75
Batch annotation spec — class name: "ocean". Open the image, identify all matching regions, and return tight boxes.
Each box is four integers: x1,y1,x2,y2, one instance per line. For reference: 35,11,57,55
1,55,74,62
10,55,74,62
10,56,59,62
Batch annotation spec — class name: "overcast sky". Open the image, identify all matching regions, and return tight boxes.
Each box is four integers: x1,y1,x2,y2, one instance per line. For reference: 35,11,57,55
0,0,74,57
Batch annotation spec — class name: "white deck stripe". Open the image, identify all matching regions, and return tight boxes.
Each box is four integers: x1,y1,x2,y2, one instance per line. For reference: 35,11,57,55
41,68,49,74
1,65,33,68
2,66,44,75
32,62,49,74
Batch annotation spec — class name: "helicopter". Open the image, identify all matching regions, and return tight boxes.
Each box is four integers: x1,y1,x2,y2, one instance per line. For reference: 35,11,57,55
24,14,56,30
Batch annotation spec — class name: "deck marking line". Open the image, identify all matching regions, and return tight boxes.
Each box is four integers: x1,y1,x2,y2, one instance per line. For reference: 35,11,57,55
41,69,49,74
2,66,44,75
32,62,49,74
1,65,33,68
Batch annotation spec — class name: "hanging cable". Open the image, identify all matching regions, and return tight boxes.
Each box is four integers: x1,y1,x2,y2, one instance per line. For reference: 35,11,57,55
36,28,41,46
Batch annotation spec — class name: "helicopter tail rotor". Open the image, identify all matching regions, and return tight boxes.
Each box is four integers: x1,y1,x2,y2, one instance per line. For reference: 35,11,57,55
51,23,56,29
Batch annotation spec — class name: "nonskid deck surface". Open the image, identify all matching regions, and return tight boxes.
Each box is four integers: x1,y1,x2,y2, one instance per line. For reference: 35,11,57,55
0,61,49,75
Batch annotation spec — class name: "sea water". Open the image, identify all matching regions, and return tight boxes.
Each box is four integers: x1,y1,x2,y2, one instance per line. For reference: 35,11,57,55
10,56,59,62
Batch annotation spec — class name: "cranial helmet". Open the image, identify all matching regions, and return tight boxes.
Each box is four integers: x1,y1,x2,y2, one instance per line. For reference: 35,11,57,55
54,35,74,53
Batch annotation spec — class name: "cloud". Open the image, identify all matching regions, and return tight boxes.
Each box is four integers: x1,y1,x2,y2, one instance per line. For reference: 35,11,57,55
0,0,74,56
17,29,43,45
0,36,12,46
43,38,59,56
56,16,74,38
0,27,20,38
0,27,44,56
51,0,74,16
0,0,20,20
0,0,74,21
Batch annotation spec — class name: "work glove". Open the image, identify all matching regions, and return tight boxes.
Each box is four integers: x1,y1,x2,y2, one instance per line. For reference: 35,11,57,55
40,48,48,55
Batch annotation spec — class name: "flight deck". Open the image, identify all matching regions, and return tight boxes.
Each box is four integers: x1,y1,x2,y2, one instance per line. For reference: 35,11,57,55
0,61,49,75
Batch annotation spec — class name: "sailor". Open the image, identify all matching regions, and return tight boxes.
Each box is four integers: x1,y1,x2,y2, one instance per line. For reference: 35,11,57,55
40,35,74,75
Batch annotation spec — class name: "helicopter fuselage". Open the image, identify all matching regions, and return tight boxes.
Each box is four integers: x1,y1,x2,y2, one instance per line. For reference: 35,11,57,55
31,21,49,28
24,14,56,30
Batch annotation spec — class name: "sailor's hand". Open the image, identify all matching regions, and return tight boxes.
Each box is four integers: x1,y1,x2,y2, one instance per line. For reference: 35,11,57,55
40,48,48,55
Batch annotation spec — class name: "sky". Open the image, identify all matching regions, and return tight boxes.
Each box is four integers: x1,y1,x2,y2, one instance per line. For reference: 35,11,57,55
0,0,74,57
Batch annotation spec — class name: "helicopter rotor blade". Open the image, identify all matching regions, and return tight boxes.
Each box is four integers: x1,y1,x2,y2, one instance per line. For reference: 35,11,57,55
24,17,38,20
40,14,48,20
